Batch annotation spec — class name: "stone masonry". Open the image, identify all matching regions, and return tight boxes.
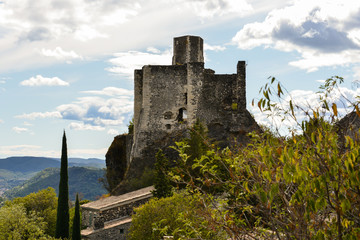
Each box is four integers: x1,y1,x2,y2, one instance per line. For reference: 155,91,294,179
108,35,261,194
81,186,154,240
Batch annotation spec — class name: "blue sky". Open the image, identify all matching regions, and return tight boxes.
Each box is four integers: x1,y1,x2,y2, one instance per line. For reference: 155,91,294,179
1,0,360,159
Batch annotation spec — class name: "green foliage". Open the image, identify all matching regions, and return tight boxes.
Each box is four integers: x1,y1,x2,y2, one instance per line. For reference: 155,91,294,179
6,187,58,236
119,167,156,193
0,203,56,240
165,77,360,239
55,131,69,239
152,150,173,198
128,117,134,135
186,119,210,161
128,191,226,240
71,194,81,240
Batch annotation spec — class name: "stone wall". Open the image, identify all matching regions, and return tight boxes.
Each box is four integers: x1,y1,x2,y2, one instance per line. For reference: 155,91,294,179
81,187,154,239
82,218,131,240
109,35,262,195
82,197,150,230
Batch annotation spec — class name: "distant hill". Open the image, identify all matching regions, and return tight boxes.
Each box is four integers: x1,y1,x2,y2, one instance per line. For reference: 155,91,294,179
0,156,105,173
0,157,60,173
4,167,107,201
0,156,106,196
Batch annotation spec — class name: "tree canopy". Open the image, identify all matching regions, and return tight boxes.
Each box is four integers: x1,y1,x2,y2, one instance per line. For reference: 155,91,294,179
144,76,360,240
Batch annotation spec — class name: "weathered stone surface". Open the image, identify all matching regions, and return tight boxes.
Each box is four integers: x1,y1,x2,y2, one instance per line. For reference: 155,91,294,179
336,111,360,148
81,186,154,239
105,134,133,191
107,35,262,195
81,217,131,240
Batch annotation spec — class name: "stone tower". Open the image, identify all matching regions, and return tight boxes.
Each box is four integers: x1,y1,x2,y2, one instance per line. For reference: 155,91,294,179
107,35,260,194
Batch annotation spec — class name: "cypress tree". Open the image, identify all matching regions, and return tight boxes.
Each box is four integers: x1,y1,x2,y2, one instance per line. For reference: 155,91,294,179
72,193,81,240
55,131,69,239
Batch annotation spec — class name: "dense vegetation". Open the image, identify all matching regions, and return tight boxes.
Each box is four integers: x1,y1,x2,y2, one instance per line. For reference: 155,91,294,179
0,187,86,239
130,77,360,240
0,188,57,239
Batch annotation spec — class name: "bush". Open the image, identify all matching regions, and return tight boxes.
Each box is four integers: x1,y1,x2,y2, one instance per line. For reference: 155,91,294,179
128,191,226,240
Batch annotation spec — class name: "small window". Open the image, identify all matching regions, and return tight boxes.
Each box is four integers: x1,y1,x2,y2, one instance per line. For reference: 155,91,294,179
176,108,187,122
184,93,188,105
166,124,171,130
120,229,124,234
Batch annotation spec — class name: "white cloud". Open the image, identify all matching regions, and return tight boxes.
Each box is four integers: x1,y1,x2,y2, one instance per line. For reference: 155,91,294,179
107,49,172,78
0,80,5,84
0,119,3,124
250,85,360,135
107,129,119,135
184,0,253,18
353,66,360,79
0,145,57,158
0,0,140,43
68,148,108,159
41,47,83,62
23,121,33,126
0,144,106,159
12,126,29,134
15,111,62,120
289,50,360,72
20,75,69,87
0,0,259,74
232,0,360,72
56,94,133,125
74,25,108,42
146,47,161,54
82,87,133,97
69,122,105,131
18,87,133,129
204,43,226,52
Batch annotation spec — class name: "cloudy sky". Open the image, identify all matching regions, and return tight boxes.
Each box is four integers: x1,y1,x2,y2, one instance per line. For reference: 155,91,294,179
1,0,360,159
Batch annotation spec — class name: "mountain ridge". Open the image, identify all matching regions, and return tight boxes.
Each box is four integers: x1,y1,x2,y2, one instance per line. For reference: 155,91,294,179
0,156,105,173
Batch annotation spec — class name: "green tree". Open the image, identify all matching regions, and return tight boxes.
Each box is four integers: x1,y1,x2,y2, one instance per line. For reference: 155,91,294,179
8,187,57,236
152,150,173,198
55,131,69,239
128,191,226,240
186,118,209,161
71,194,81,240
168,77,360,239
0,204,54,240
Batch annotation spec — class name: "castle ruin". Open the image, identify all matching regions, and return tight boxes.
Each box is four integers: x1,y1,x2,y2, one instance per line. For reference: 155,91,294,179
106,35,261,194
82,35,262,239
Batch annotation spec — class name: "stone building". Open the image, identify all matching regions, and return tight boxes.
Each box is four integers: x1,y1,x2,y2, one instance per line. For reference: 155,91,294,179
81,186,154,239
107,35,261,194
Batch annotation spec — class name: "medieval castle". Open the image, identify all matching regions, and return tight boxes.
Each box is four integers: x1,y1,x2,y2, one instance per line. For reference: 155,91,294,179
81,35,261,239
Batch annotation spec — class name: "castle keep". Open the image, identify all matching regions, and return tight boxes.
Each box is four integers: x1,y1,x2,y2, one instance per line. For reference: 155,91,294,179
83,35,261,239
107,35,260,194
